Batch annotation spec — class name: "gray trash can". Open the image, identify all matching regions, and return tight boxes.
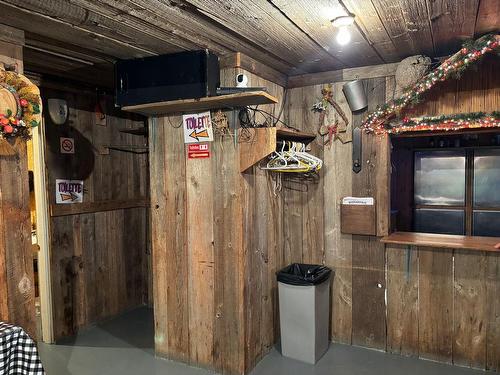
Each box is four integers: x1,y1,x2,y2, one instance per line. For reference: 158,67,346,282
277,264,332,364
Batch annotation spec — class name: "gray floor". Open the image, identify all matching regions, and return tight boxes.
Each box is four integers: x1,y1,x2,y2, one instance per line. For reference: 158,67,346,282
38,307,490,375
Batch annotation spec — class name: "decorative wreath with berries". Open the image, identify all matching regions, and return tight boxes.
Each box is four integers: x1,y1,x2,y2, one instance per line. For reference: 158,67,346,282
0,65,42,141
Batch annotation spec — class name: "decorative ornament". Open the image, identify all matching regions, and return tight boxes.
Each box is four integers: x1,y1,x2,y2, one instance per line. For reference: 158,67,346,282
312,84,350,147
394,55,431,96
0,65,42,143
48,98,68,125
362,34,499,135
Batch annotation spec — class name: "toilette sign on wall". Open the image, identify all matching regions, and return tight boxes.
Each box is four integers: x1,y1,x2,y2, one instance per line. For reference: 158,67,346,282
183,111,214,144
56,179,84,204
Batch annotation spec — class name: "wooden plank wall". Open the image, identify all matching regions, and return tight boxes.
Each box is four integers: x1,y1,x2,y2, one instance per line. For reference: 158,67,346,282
284,55,500,372
42,86,150,339
0,25,36,337
150,65,286,374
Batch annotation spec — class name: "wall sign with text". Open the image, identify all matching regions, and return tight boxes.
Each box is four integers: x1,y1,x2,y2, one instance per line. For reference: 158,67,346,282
183,111,213,144
55,179,83,204
188,143,210,159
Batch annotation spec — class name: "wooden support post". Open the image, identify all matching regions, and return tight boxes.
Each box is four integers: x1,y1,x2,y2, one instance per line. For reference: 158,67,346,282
0,24,36,337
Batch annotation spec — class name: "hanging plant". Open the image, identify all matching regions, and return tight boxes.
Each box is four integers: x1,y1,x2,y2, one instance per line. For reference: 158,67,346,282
0,65,42,142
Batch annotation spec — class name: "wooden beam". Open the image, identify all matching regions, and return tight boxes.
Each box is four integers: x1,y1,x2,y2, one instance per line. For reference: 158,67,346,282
3,0,183,55
342,0,400,62
183,0,343,74
220,52,288,88
369,0,434,57
50,199,149,217
475,0,500,35
428,0,480,56
269,0,383,67
0,1,153,59
287,62,399,88
69,0,294,74
0,23,24,46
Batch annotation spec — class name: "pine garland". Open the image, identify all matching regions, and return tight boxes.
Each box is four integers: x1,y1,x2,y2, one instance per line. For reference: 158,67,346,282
387,112,500,134
362,34,500,135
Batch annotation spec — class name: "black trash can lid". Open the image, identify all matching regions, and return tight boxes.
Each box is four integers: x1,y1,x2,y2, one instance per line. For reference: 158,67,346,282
277,263,332,286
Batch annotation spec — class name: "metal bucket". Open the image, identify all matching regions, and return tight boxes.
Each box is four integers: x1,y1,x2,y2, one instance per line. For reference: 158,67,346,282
342,80,367,112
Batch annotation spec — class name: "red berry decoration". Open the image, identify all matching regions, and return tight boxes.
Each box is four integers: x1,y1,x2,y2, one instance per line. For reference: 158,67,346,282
20,99,29,107
4,125,13,134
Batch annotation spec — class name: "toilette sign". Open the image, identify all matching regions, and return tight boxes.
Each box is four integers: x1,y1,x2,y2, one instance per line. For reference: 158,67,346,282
56,179,84,204
182,111,214,144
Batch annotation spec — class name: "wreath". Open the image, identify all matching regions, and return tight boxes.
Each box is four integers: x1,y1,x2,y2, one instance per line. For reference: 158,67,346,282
312,84,350,147
0,65,42,141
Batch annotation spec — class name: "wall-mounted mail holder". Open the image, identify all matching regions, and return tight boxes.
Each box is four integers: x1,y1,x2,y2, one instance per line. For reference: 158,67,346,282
340,197,376,236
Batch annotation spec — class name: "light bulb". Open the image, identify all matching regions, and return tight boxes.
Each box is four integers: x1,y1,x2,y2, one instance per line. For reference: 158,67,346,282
336,26,351,45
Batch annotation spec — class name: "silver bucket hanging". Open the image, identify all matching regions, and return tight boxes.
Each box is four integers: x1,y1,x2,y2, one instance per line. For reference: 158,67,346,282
342,80,367,112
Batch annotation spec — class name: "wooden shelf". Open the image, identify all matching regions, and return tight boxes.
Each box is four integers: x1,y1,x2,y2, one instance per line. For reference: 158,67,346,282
239,127,276,172
120,127,148,136
381,231,500,252
238,127,318,172
121,91,278,116
277,128,316,144
50,198,149,217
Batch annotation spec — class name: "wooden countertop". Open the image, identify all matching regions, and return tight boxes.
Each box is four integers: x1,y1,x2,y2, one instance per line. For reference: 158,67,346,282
381,231,500,252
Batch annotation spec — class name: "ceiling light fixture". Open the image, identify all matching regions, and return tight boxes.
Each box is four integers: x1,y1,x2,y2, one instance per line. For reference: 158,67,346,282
331,14,355,46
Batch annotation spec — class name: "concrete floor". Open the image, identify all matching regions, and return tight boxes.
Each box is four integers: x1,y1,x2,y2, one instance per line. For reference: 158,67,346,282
38,307,489,375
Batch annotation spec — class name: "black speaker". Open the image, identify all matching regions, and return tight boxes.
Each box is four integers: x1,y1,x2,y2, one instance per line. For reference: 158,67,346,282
115,50,220,107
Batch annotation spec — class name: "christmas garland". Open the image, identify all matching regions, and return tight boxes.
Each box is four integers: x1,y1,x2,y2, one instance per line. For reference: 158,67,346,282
387,112,500,134
0,67,41,140
362,34,500,134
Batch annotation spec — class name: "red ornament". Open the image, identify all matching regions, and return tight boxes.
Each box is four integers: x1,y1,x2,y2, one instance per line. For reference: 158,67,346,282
20,99,29,107
0,117,9,126
4,125,13,133
10,118,18,126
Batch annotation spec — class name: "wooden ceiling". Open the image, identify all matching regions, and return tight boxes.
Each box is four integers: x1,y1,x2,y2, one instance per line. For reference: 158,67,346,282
1,0,498,87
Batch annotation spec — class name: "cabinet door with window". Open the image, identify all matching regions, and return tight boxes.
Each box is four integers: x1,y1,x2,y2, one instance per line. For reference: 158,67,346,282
414,148,500,237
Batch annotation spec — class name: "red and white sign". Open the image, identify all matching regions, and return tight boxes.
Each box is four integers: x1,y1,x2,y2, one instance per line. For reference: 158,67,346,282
60,137,75,154
188,143,210,159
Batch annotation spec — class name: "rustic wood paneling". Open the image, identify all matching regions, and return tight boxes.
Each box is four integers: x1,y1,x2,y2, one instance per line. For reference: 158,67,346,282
327,82,353,344
418,247,454,363
284,56,499,372
151,65,285,374
43,87,149,339
186,147,215,367
453,250,488,368
0,30,36,337
386,245,419,355
486,252,500,372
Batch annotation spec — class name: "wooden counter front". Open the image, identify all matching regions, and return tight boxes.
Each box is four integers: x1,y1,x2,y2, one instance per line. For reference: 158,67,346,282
381,231,500,252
